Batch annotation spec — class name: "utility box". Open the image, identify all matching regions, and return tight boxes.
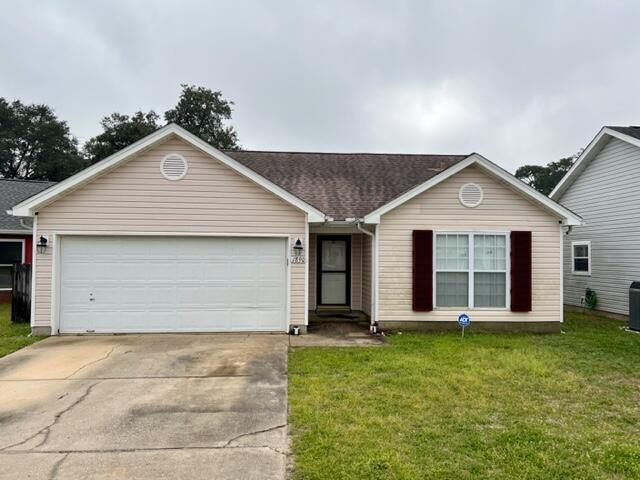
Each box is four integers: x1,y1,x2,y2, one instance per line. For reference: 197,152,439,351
629,282,640,331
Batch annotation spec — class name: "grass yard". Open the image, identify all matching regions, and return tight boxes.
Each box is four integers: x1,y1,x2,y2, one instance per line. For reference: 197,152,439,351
0,304,40,358
288,311,640,479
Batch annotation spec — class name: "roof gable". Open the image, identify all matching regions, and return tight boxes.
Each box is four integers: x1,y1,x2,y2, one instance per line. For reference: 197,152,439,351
10,124,326,222
550,126,640,200
364,154,582,225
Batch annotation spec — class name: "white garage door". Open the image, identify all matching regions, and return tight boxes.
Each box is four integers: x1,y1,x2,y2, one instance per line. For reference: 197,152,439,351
59,236,287,333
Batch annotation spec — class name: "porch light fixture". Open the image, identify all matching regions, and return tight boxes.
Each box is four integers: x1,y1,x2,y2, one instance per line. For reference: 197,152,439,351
36,236,48,254
293,238,303,253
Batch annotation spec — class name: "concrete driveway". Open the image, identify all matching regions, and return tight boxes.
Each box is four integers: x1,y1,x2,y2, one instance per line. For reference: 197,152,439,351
0,334,289,479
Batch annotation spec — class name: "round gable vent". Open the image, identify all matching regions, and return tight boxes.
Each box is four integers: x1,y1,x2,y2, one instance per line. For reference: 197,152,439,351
459,183,483,208
160,154,188,181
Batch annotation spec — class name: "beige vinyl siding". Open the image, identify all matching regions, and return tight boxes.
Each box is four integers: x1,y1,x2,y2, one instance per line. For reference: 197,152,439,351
559,137,640,316
34,136,306,329
378,165,562,323
362,233,372,315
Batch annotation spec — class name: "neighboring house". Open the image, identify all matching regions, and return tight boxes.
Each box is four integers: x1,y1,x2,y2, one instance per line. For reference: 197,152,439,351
9,124,580,335
551,126,640,317
0,179,55,302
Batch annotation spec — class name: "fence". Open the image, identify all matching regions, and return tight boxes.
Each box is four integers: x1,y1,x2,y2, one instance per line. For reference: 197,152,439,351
11,263,31,324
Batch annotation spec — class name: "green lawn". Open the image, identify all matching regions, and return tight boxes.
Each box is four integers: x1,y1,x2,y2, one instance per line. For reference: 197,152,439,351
288,311,640,479
0,304,41,358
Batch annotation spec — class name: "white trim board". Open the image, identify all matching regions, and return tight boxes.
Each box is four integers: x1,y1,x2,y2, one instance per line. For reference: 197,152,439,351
364,153,582,226
9,123,326,222
30,215,37,327
550,127,640,200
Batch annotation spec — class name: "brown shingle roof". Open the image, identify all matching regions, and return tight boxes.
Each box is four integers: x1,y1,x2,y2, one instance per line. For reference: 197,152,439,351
224,150,469,220
0,179,56,231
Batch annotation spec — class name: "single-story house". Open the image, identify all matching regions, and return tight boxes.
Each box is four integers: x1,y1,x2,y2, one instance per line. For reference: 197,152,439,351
9,124,581,335
0,179,55,302
551,125,640,317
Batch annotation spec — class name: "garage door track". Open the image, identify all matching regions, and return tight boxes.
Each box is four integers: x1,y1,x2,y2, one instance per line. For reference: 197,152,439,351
0,334,289,479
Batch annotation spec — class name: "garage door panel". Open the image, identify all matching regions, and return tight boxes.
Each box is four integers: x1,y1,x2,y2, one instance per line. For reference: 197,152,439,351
145,286,178,306
258,286,286,305
61,311,93,332
199,285,231,306
231,309,282,331
118,263,149,281
116,286,151,307
145,263,179,281
61,262,95,282
61,284,90,305
176,263,206,281
177,309,230,330
59,236,287,333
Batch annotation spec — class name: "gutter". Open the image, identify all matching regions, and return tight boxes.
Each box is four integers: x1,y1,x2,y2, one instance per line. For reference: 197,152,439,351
355,220,376,326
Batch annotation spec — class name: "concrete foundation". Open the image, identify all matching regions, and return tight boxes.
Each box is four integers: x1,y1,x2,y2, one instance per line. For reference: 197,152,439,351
31,326,52,336
377,320,562,333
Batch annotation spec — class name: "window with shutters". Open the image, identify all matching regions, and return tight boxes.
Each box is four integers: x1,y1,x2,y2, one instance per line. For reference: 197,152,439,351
435,232,509,308
571,241,590,275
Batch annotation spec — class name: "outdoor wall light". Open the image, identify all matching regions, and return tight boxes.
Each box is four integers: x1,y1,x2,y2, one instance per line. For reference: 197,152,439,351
36,236,48,254
293,238,303,253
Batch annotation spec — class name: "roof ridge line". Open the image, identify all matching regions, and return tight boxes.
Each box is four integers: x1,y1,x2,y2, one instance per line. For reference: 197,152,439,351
223,149,469,157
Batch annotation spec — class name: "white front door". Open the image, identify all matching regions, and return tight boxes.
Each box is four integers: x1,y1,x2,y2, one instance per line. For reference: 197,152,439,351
319,237,349,305
58,236,287,333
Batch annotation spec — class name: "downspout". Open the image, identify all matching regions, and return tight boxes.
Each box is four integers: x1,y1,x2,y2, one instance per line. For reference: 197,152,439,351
356,221,376,326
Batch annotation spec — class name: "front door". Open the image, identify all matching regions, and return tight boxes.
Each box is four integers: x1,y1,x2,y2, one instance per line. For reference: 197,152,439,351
317,236,350,306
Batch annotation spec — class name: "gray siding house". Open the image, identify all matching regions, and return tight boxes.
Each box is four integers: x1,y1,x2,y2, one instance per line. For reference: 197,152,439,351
551,126,640,316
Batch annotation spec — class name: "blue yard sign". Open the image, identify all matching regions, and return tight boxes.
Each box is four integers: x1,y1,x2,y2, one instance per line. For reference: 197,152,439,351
458,313,470,337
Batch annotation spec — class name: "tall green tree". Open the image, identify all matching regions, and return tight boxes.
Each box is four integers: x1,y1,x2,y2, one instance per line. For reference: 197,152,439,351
84,111,160,163
165,84,239,149
0,98,86,181
515,156,576,196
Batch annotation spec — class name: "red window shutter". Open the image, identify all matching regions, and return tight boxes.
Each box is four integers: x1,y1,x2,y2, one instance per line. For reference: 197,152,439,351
511,231,532,312
413,230,433,311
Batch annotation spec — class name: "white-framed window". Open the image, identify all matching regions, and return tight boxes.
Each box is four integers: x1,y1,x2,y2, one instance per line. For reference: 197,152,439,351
571,241,591,275
435,232,509,308
0,239,25,290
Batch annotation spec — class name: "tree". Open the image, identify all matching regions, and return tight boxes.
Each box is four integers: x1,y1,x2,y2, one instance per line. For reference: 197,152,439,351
84,111,160,163
515,156,576,196
0,98,86,181
164,84,239,149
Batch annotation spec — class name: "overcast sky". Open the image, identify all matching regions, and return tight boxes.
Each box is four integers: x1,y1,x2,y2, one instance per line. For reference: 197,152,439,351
1,1,639,171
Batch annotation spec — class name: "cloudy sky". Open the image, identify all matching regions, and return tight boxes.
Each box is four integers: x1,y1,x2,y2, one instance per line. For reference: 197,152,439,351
1,0,639,171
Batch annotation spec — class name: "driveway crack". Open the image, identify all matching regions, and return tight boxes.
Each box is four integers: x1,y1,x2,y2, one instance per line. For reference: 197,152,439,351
66,346,116,379
222,423,287,448
49,453,69,480
0,381,101,452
